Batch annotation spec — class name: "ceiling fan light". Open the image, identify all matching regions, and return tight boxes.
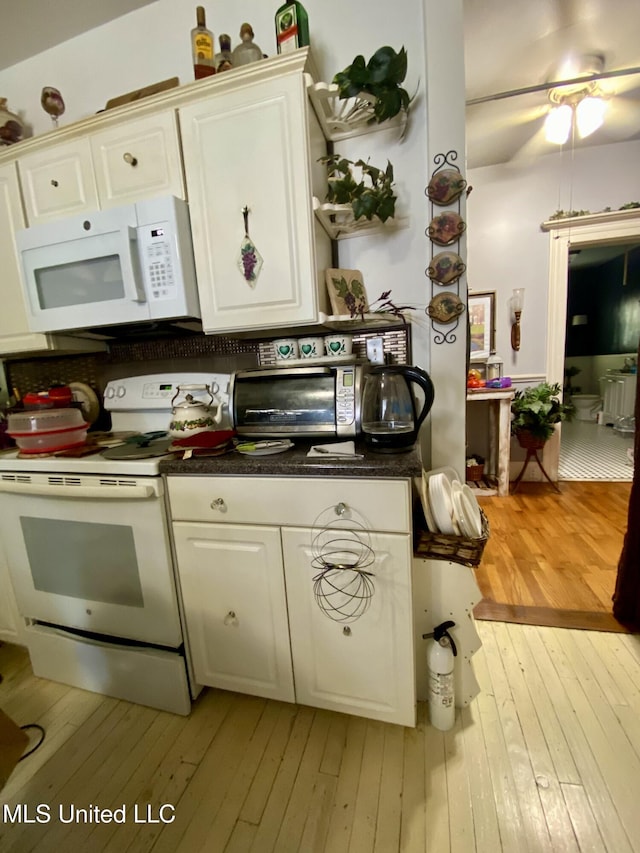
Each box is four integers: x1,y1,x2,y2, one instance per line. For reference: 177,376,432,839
576,96,606,138
545,104,572,144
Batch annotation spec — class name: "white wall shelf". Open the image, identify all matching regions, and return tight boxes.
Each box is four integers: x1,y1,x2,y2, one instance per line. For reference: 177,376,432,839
305,76,408,142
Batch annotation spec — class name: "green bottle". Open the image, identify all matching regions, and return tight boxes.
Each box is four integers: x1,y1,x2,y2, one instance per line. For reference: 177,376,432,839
275,2,309,54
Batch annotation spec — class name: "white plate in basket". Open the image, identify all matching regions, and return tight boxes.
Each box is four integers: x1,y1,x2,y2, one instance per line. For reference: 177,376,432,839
429,473,457,535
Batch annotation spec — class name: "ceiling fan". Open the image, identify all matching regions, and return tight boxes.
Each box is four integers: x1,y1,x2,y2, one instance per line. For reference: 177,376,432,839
466,54,640,166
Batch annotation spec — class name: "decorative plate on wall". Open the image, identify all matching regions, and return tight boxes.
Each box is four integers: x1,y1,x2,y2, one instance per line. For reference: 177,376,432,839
427,251,466,284
426,169,467,206
427,212,466,246
427,291,465,324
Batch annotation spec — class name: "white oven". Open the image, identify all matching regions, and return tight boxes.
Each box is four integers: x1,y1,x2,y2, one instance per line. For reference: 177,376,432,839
0,372,232,716
0,473,180,646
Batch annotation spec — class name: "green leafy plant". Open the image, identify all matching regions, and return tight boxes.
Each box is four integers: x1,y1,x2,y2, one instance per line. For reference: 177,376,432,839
332,46,411,123
510,382,575,442
320,154,397,222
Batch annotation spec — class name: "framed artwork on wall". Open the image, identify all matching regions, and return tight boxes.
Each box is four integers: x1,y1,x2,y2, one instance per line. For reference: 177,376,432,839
325,269,369,316
468,291,495,361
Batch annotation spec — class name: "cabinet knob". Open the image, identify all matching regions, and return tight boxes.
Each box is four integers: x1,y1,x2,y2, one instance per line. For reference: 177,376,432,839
123,152,138,167
224,610,238,626
343,626,352,636
50,179,59,187
210,497,226,511
334,502,347,516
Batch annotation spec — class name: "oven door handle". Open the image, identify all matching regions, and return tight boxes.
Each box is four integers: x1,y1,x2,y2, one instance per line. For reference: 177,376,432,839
0,482,157,499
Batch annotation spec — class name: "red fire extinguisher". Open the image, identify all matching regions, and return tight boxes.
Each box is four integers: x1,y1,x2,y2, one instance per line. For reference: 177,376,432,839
423,620,458,731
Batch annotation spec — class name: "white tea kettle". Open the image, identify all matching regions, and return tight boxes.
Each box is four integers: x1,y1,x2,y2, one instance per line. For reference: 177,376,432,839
169,384,223,438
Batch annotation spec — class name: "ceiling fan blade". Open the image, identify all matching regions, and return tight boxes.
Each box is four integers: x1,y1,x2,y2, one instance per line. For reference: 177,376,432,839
601,96,640,136
506,126,553,169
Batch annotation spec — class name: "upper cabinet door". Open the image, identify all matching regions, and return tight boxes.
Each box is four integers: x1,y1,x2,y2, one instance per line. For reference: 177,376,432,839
180,72,329,333
91,111,185,209
18,138,99,224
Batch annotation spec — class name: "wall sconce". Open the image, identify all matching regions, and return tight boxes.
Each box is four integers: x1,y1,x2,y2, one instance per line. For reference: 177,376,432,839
510,288,525,351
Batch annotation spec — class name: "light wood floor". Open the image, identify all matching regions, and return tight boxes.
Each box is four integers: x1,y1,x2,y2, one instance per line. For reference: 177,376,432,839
2,620,640,853
474,481,632,631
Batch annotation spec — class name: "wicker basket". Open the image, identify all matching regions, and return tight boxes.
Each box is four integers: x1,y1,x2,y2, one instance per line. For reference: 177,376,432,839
465,463,485,482
413,505,490,568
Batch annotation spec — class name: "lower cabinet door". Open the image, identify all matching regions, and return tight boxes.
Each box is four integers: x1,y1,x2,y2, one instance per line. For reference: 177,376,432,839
281,528,416,727
172,521,294,702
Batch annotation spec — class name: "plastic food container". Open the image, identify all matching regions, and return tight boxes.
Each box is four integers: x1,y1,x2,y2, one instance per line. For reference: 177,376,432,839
7,408,88,454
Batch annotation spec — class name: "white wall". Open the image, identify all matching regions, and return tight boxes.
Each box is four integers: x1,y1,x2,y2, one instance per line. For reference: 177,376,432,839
0,0,468,473
466,139,640,381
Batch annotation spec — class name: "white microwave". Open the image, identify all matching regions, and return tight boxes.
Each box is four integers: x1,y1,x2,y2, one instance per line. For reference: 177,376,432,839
15,196,201,334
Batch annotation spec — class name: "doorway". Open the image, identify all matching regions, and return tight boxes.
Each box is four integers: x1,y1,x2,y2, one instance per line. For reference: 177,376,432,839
543,208,640,480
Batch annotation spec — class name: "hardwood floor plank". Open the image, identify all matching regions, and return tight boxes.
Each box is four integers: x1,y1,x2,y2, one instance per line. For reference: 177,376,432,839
274,710,332,852
424,714,450,852
444,716,475,853
459,702,501,853
372,724,403,853
560,783,607,853
298,773,337,853
324,716,368,853
347,719,385,852
320,714,348,777
248,707,315,852
481,623,553,852
399,702,426,851
224,819,258,852
239,703,298,826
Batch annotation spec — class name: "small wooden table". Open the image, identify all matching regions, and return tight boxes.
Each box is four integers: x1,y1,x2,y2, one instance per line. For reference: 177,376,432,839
466,388,514,496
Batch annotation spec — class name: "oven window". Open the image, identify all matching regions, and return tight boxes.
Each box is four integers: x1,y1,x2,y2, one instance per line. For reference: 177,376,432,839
20,517,144,607
236,376,335,426
35,255,125,309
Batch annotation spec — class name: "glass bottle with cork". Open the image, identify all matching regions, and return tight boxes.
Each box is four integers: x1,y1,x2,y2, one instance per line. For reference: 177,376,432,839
191,6,216,79
231,23,263,67
215,34,233,73
275,2,309,54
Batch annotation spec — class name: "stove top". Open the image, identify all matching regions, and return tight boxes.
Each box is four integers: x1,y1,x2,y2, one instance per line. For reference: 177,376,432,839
0,372,232,477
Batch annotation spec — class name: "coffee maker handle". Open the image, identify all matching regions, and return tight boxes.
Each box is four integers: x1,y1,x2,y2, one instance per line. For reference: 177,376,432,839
405,366,435,429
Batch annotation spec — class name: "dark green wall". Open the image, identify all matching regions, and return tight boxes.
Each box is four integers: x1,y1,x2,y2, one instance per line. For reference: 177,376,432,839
565,247,640,357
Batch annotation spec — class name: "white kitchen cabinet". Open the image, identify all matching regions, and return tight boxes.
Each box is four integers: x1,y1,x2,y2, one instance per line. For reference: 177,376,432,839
171,521,294,702
179,66,331,334
18,111,184,225
0,162,104,356
281,527,415,727
167,475,416,726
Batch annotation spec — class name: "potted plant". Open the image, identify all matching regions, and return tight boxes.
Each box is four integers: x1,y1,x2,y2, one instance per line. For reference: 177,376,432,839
510,382,575,448
319,154,397,223
332,46,411,123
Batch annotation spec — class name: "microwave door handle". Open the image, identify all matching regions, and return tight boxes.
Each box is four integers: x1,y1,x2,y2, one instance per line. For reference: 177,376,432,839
120,226,146,303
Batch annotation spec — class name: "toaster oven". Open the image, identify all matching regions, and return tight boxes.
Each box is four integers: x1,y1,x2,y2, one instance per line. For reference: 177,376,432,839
230,364,368,438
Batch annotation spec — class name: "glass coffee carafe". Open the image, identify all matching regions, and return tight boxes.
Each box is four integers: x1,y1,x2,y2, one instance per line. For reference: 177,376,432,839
361,365,435,453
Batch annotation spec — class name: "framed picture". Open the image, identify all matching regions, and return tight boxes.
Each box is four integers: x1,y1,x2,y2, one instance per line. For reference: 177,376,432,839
325,269,369,316
468,291,495,360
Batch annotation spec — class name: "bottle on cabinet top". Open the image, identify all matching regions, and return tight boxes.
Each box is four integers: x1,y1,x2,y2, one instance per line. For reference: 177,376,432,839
275,2,309,54
231,23,264,66
215,34,233,72
191,6,216,79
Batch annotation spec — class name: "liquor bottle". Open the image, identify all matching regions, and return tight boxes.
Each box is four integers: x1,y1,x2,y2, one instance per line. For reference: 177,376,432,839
275,2,309,54
191,6,215,79
231,23,263,67
215,34,233,73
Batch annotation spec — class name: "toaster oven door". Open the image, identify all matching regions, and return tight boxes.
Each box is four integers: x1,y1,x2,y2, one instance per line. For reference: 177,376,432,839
232,368,338,437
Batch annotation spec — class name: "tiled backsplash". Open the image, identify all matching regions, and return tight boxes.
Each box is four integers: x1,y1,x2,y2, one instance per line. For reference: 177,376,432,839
4,323,410,407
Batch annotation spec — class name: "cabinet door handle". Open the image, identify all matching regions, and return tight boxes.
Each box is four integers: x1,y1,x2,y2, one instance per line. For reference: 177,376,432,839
123,152,138,167
210,497,226,511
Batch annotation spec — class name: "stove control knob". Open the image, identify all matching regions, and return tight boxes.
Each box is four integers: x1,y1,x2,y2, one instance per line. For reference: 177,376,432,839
105,386,115,399
116,386,126,398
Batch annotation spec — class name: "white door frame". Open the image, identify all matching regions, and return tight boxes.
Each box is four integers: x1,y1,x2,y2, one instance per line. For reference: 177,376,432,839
544,208,640,479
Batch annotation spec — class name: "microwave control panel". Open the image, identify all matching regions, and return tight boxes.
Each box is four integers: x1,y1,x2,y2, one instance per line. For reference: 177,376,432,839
138,223,175,302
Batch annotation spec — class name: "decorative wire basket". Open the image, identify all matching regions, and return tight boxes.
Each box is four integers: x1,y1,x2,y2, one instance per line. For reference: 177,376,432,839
310,505,376,623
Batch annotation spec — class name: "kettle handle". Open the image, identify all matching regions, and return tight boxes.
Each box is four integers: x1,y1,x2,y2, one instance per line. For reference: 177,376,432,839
402,366,435,430
171,383,216,407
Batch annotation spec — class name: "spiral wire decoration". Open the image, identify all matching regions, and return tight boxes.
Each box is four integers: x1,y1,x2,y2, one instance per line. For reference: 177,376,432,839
310,505,376,623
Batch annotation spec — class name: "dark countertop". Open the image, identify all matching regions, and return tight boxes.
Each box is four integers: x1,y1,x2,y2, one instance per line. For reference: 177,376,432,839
159,440,423,479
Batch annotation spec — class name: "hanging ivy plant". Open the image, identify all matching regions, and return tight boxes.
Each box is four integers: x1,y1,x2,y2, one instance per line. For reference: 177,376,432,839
332,46,411,124
320,154,397,223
